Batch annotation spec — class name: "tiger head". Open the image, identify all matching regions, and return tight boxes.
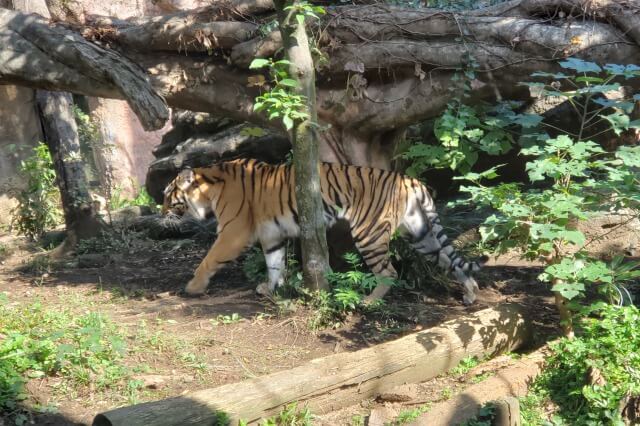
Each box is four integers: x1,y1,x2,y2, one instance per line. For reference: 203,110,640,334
162,168,219,220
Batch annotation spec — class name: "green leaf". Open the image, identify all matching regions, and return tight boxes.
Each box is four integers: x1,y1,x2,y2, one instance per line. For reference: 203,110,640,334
616,146,640,167
602,112,630,136
249,58,270,69
559,58,602,74
530,71,570,79
513,113,543,128
575,76,605,84
551,281,584,300
240,127,266,138
279,79,298,88
282,115,294,130
604,63,640,78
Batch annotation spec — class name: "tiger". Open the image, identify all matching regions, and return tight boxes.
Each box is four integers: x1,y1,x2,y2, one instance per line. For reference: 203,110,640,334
162,158,485,304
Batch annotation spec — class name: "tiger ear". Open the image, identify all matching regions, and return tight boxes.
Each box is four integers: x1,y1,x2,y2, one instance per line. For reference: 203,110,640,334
178,168,195,185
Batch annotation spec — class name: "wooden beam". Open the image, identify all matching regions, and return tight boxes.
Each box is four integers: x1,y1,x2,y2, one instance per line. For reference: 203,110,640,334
93,304,532,426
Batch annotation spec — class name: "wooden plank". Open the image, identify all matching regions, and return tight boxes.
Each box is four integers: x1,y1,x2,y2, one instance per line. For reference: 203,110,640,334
93,304,532,426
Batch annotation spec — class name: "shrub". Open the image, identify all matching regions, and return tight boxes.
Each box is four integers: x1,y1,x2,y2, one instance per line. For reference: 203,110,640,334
10,143,62,240
534,304,640,424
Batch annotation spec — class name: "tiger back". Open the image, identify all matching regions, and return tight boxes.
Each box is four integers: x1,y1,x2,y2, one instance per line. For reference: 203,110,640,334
162,159,484,304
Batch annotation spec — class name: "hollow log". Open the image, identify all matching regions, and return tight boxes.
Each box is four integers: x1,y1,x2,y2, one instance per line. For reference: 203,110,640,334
93,304,532,426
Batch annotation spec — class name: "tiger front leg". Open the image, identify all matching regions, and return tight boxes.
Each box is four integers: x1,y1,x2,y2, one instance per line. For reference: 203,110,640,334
184,229,252,296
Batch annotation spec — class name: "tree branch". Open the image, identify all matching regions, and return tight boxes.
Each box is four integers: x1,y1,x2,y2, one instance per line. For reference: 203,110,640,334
0,8,169,130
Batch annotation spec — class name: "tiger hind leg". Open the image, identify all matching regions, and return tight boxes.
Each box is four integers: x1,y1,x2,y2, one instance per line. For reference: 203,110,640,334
256,240,286,296
350,225,398,303
404,209,483,305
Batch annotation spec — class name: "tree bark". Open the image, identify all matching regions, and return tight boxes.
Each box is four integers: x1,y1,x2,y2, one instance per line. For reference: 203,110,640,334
36,91,106,255
2,0,640,165
93,304,532,426
0,8,168,131
275,0,331,290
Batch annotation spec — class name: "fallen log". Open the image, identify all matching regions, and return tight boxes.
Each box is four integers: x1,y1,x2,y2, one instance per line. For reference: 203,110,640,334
93,304,532,426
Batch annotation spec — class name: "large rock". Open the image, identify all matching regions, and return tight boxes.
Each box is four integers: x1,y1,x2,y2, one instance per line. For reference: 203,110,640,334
146,116,290,202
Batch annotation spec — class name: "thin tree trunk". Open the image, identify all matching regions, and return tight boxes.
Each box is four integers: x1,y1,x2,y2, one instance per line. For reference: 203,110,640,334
36,91,106,256
553,287,574,338
275,0,330,290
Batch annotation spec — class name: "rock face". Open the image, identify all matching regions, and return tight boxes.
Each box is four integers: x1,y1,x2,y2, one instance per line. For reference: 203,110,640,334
145,110,290,203
0,0,202,225
0,85,43,226
87,97,170,196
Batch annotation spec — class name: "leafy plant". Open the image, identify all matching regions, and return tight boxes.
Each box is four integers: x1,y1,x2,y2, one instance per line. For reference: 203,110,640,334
109,186,158,212
441,387,454,400
10,143,62,240
250,58,310,131
450,356,480,376
392,404,431,425
532,304,640,425
461,403,495,426
260,402,313,426
307,253,401,328
243,247,268,284
283,1,325,26
0,297,131,423
249,3,324,131
401,65,543,175
454,60,640,334
210,313,243,326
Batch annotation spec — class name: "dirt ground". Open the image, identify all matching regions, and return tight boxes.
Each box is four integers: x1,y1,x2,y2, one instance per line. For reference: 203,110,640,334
0,225,560,426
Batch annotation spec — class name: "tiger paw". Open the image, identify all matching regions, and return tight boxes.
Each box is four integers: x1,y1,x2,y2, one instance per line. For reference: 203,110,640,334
184,279,208,296
255,282,273,297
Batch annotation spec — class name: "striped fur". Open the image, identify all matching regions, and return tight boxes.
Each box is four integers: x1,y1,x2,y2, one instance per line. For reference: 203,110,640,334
162,159,484,304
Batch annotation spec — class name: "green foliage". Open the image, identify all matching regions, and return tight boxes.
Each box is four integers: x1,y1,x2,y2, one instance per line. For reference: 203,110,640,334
401,66,544,175
461,403,496,426
250,3,325,131
109,186,158,212
455,60,640,307
326,252,393,311
304,252,400,329
242,247,268,284
10,143,62,240
250,58,310,131
210,313,243,326
0,296,131,423
533,304,640,425
350,414,365,426
519,392,548,426
391,405,430,425
450,356,480,376
403,99,517,175
283,1,325,26
260,402,313,426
